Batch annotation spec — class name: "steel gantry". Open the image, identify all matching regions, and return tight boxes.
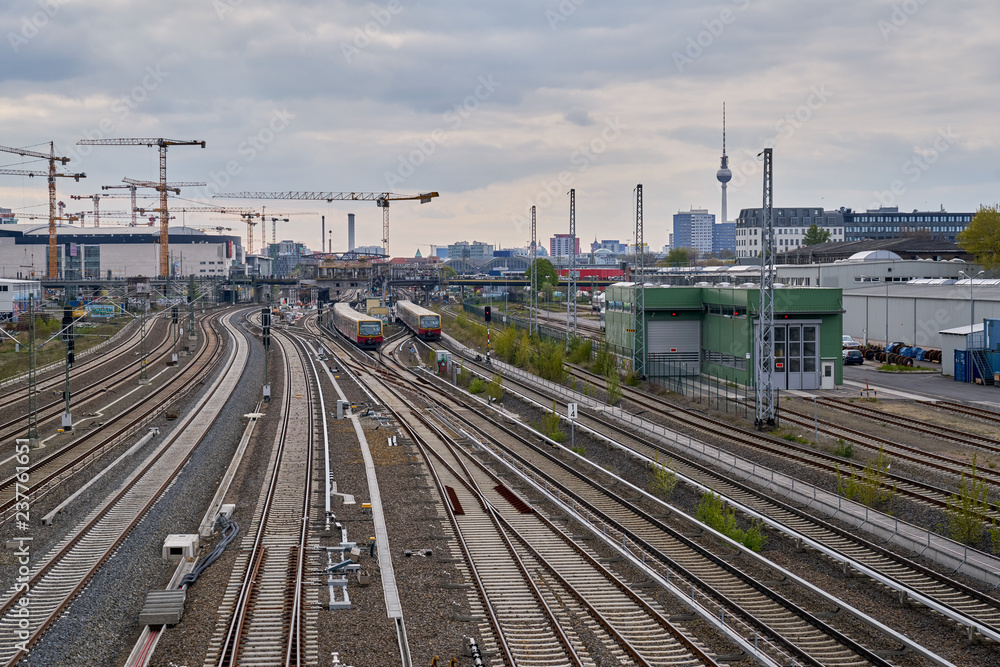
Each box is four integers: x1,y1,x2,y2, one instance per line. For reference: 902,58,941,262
0,142,86,278
530,205,538,336
633,184,645,378
77,138,206,277
212,191,439,258
566,189,577,348
755,148,777,429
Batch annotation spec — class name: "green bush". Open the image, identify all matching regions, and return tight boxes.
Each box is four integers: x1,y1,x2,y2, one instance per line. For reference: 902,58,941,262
567,338,592,365
469,377,486,394
946,455,992,546
832,439,854,458
592,342,613,376
649,453,677,497
534,340,567,383
570,445,586,456
539,400,566,442
696,492,766,552
493,326,519,363
606,369,622,405
836,447,895,509
486,373,503,402
513,332,533,369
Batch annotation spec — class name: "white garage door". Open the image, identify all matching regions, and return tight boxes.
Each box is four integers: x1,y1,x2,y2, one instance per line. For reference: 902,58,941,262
647,320,701,375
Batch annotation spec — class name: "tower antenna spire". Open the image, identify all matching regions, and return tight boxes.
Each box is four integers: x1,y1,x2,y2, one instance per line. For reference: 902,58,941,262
716,102,732,224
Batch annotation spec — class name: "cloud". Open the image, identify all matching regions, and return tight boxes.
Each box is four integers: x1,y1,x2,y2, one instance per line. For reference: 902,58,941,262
0,0,997,257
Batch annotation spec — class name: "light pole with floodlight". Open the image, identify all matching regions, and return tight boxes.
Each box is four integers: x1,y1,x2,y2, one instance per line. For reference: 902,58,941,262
959,269,985,340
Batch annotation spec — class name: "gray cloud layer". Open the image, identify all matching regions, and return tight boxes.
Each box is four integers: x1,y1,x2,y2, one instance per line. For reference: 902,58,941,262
2,0,998,254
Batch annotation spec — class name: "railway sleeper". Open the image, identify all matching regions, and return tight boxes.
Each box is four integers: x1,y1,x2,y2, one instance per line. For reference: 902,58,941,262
450,602,483,623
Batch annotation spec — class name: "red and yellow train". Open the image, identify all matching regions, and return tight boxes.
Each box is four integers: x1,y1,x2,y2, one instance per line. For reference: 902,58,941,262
332,302,383,349
395,300,441,340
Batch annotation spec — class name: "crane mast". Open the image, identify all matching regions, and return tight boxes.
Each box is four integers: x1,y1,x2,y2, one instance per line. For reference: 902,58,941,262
0,142,85,278
77,138,205,277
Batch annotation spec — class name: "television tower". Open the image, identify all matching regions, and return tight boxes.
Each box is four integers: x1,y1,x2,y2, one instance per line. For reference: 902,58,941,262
716,103,732,223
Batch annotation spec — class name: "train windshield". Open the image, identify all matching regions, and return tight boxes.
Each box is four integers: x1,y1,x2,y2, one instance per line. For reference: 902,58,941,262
359,322,382,337
419,315,440,329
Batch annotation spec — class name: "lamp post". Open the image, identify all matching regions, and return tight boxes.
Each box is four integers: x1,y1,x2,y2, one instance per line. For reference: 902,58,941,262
959,269,985,338
885,266,890,349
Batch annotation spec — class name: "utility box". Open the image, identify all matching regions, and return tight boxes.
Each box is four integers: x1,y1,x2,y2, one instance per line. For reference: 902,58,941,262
337,400,350,419
162,534,199,561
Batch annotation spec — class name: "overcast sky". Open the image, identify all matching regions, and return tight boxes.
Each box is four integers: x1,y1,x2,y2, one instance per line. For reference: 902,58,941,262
2,0,998,257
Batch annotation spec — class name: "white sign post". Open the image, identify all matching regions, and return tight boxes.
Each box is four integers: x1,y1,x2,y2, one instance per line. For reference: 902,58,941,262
567,402,578,449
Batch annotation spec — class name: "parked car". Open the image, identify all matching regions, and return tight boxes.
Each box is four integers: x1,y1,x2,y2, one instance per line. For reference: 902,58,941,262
842,334,861,349
843,349,864,365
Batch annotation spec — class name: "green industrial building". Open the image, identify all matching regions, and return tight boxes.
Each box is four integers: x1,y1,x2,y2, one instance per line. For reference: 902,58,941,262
604,284,845,390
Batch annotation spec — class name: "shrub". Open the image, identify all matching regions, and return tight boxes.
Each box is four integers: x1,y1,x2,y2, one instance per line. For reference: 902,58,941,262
494,326,518,363
514,332,533,369
649,453,677,497
606,369,622,405
540,400,566,442
592,342,613,376
946,455,992,546
570,445,586,456
832,439,854,458
469,377,486,394
534,341,567,383
486,373,503,402
696,491,766,552
567,338,592,365
837,447,895,509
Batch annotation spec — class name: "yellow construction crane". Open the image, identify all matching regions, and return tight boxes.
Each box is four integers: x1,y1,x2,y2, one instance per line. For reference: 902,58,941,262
0,142,86,278
213,191,439,257
77,138,205,277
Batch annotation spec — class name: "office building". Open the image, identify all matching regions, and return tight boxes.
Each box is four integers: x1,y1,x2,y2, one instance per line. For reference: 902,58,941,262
673,208,715,256
550,234,580,258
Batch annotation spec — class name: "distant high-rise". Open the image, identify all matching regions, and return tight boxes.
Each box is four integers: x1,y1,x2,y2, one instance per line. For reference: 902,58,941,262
673,208,715,256
348,213,355,251
716,103,732,224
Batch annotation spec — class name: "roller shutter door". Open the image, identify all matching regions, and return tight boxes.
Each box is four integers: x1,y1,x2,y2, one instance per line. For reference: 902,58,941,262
647,320,701,375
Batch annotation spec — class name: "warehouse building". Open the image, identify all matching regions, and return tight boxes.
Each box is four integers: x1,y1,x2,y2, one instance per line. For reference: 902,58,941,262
0,224,243,279
604,283,844,390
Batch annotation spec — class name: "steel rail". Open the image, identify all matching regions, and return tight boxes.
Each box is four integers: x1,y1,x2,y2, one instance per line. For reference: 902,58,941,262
454,349,1000,649
0,314,218,520
0,310,239,664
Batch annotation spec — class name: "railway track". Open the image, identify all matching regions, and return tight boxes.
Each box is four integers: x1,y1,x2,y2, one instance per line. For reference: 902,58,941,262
326,329,725,667
438,341,1000,650
206,324,319,667
0,317,174,445
0,310,248,665
559,364,1000,521
420,417,716,667
0,313,221,525
801,396,1000,457
931,400,1000,426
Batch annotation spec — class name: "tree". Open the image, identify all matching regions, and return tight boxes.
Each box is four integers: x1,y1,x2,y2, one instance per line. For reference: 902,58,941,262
663,247,691,266
803,224,831,246
440,264,457,278
958,204,1000,270
528,258,559,293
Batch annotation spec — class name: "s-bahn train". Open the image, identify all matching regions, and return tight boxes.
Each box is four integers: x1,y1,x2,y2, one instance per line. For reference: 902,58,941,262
332,302,383,349
395,300,441,340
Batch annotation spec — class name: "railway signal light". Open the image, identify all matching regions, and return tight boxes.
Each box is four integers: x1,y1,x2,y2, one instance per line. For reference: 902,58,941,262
484,306,491,322
171,306,179,323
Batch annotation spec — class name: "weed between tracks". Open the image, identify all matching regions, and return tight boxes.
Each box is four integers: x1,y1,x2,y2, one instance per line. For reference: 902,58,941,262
696,491,767,552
